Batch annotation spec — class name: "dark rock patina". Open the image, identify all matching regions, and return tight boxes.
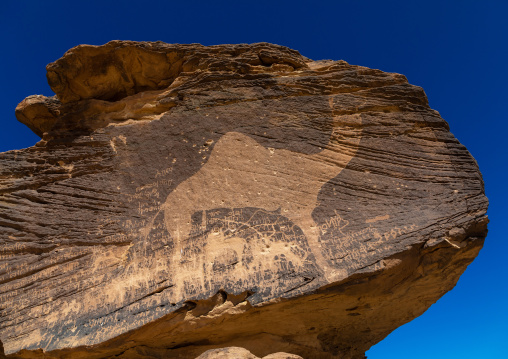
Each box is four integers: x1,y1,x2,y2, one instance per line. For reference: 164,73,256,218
0,41,488,359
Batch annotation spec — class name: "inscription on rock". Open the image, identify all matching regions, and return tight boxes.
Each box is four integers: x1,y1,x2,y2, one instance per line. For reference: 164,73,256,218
0,41,487,359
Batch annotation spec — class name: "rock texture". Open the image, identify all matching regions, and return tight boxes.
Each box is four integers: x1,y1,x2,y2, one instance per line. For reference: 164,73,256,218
195,347,303,359
0,41,488,359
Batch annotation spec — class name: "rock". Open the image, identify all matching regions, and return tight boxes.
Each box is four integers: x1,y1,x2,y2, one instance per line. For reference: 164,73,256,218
14,95,61,137
0,41,488,359
45,41,307,104
195,347,303,359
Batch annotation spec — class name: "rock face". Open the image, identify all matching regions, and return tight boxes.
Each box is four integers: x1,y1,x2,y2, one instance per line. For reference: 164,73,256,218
0,41,488,359
195,347,303,359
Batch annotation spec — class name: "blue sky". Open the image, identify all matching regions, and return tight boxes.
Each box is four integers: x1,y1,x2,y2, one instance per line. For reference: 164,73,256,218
1,1,506,357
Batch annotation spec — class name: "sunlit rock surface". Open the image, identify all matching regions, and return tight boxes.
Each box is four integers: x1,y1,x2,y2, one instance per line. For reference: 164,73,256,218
0,41,488,359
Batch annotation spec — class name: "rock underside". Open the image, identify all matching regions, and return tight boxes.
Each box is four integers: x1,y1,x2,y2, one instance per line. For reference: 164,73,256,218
0,41,488,358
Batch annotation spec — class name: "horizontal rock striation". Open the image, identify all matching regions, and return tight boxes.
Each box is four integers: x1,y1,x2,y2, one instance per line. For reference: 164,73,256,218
0,41,488,359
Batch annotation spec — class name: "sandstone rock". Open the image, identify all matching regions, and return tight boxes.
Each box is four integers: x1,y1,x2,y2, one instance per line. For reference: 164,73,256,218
14,95,60,137
0,41,488,359
195,347,303,359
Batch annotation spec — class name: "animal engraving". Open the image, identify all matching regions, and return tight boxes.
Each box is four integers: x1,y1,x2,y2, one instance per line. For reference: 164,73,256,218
163,207,320,300
162,130,359,282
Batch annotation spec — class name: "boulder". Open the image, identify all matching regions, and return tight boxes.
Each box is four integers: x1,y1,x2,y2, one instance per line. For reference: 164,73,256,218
195,347,303,359
0,41,488,358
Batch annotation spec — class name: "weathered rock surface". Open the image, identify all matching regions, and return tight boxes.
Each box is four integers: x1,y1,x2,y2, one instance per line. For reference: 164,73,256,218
0,41,488,359
195,347,303,359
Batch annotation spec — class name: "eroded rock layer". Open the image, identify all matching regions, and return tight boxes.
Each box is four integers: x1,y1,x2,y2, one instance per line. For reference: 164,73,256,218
0,41,488,359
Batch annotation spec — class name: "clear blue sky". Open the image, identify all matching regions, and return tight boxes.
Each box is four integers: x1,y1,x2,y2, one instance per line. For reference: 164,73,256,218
1,1,506,357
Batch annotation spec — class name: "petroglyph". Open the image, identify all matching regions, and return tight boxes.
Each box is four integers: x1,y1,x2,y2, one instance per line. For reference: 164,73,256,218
165,207,320,300
1,41,488,358
162,131,359,282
